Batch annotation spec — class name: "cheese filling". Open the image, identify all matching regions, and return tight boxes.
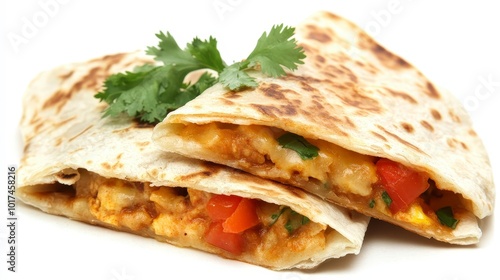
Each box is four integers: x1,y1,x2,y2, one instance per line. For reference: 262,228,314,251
172,122,467,233
30,170,333,267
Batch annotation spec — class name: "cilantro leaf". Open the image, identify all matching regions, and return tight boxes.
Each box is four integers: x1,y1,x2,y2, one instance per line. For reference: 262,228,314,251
146,32,202,73
277,132,319,160
187,37,226,72
219,24,305,90
219,63,258,90
96,24,306,123
247,24,305,77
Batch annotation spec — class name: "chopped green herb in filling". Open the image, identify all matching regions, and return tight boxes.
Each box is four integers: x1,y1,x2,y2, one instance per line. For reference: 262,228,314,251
435,206,459,229
277,132,319,160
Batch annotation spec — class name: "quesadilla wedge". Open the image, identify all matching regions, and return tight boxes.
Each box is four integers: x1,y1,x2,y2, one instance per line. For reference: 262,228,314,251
152,11,495,245
16,51,370,270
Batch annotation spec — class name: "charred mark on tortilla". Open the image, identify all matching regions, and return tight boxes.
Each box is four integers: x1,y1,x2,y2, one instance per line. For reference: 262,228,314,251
67,125,94,142
315,54,326,63
337,86,382,113
448,109,462,123
420,120,434,132
58,70,74,80
401,122,415,133
371,131,388,142
178,162,223,181
307,31,332,43
384,88,418,104
425,81,441,99
430,109,442,121
260,83,286,99
377,125,427,156
251,104,298,117
370,43,411,69
305,24,333,43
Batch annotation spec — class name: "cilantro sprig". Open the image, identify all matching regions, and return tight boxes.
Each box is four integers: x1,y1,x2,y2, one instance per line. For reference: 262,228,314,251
95,24,305,124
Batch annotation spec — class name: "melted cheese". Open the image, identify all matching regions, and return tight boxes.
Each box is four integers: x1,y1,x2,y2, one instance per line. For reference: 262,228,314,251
174,123,459,236
179,123,378,197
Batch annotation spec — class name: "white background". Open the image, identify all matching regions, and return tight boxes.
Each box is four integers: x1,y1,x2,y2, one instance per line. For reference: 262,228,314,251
1,1,499,279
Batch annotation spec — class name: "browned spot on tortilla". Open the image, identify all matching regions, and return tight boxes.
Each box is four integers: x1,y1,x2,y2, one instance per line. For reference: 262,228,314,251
251,104,297,117
425,82,440,99
284,73,324,85
370,43,410,69
322,65,358,83
68,125,93,142
377,125,427,155
221,99,234,105
371,131,388,142
55,138,63,147
401,123,414,133
33,122,45,134
101,162,112,170
149,169,159,178
448,109,461,123
59,70,74,80
69,148,83,155
135,141,150,147
315,55,326,63
447,138,469,150
43,53,130,113
87,160,93,165
308,31,332,43
23,142,31,154
385,88,417,104
177,162,222,181
337,86,382,113
90,53,128,69
340,65,358,83
116,153,123,160
430,109,442,120
420,120,434,132
53,116,76,129
344,116,356,128
42,89,72,112
260,83,286,100
468,129,477,137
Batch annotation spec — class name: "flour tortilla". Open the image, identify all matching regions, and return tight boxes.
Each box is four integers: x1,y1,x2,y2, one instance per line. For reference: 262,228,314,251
16,52,369,270
153,12,495,244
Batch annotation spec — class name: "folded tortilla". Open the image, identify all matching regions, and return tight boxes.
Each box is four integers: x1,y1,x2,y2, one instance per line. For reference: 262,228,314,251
153,11,495,245
16,52,370,270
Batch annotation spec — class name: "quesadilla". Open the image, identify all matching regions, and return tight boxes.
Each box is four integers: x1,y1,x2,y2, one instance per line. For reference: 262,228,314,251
152,11,495,245
16,51,370,270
